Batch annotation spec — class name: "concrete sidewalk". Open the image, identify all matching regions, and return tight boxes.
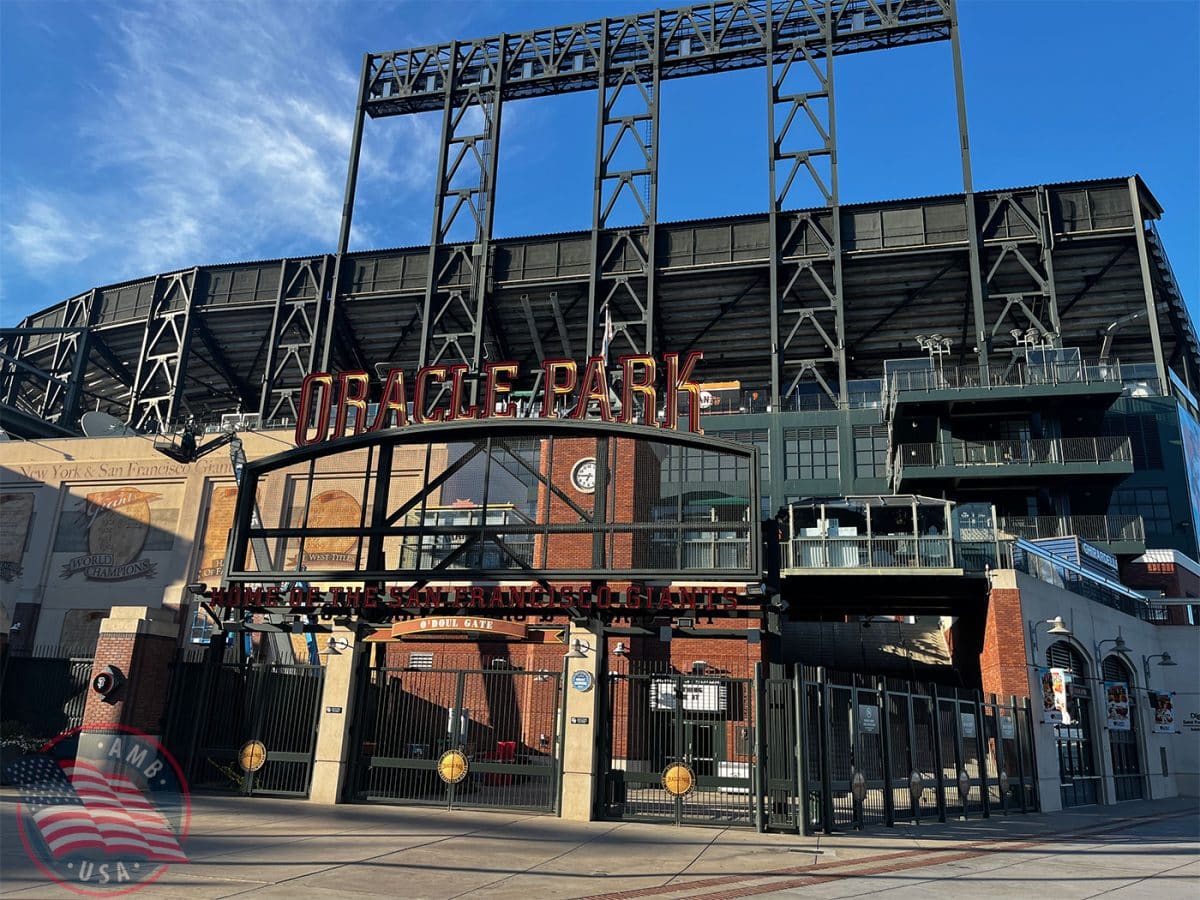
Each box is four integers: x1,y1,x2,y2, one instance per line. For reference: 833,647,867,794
1,791,1196,899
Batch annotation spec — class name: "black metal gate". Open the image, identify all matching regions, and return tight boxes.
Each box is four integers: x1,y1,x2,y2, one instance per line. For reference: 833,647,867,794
772,667,1037,834
163,650,325,797
350,664,563,812
601,670,757,826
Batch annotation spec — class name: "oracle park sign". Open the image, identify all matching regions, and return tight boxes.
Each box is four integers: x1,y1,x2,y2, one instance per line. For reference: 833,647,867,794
293,352,706,446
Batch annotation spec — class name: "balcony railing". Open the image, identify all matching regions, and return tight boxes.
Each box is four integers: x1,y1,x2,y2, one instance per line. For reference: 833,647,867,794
886,359,1123,397
781,536,1001,573
894,436,1133,477
997,514,1145,545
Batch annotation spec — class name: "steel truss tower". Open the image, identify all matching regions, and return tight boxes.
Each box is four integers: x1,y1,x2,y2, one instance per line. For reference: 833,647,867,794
343,0,965,410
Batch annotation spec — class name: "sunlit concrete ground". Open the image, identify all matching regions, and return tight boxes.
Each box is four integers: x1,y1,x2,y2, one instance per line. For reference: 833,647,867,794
1,790,1195,899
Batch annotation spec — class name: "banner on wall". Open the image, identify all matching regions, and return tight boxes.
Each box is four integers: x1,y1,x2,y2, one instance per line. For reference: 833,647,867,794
0,493,34,582
1104,681,1131,731
1038,667,1071,724
55,485,179,582
196,485,239,579
1149,691,1175,734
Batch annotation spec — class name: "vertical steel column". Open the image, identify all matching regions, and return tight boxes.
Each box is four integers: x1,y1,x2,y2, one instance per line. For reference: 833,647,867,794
60,290,99,431
1127,176,1170,394
949,1,988,381
126,270,197,431
586,15,660,360
321,53,372,372
419,39,506,393
765,0,845,408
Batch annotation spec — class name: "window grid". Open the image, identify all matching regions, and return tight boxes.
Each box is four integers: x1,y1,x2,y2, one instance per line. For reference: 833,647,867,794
784,427,839,481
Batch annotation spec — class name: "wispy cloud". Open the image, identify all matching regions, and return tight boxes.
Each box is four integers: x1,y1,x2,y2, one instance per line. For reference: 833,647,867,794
2,0,437,309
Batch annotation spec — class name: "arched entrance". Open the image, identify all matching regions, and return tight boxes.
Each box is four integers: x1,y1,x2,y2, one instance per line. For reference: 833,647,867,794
1101,655,1144,801
1046,641,1099,807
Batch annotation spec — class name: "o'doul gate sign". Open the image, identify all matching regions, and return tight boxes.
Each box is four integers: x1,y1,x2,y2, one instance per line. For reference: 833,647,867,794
390,617,528,640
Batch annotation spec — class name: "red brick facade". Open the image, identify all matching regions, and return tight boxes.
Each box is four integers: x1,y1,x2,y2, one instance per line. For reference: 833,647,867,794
979,587,1030,700
83,631,176,735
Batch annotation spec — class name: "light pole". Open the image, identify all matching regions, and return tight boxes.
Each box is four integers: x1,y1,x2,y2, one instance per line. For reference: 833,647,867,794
1142,652,1177,687
1027,615,1072,659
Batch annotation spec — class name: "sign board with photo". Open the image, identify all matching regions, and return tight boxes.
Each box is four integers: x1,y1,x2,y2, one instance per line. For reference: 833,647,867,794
1149,691,1174,734
1038,667,1071,725
1104,681,1131,731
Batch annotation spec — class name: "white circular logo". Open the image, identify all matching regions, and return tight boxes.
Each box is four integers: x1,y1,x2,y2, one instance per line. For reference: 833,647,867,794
570,458,597,493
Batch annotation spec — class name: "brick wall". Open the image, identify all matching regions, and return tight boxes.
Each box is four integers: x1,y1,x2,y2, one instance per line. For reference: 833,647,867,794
979,587,1030,700
83,632,176,734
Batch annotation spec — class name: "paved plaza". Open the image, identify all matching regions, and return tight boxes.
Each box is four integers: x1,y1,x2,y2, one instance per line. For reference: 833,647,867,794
1,791,1196,899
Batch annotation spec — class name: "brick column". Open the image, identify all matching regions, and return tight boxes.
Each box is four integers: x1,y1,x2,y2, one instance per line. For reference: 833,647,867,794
979,587,1031,699
81,607,178,736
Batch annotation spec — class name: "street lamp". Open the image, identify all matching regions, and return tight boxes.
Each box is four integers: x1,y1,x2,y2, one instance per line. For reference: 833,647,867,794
1142,652,1177,686
566,638,592,659
1094,635,1128,664
1027,615,1071,656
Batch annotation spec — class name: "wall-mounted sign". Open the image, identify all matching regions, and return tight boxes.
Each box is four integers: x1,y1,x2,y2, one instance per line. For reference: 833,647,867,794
999,714,1016,740
858,705,880,734
293,352,707,447
650,679,728,712
1104,681,1131,731
390,617,528,639
960,712,976,739
570,716,589,725
571,671,594,692
208,582,751,615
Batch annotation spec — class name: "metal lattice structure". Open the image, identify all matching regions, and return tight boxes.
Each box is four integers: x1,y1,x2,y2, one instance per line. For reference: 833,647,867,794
2,0,1198,438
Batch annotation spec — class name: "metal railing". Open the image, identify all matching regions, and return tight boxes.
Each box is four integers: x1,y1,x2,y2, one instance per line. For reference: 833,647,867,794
894,436,1133,477
1002,539,1160,623
783,535,954,570
886,359,1122,398
997,514,1145,545
781,536,1002,573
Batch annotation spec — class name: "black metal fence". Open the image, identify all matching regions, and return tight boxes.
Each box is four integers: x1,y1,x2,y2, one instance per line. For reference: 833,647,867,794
769,667,1038,833
598,663,1038,832
163,648,325,797
349,663,563,812
0,645,94,744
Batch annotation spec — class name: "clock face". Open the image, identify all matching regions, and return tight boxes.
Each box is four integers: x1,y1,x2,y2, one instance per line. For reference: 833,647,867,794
571,458,597,493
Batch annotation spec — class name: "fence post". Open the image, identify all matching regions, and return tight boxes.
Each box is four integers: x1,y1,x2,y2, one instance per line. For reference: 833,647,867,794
1009,695,1026,813
976,690,990,818
819,669,835,834
794,667,809,835
931,683,946,822
879,679,894,827
754,662,767,833
1024,695,1041,811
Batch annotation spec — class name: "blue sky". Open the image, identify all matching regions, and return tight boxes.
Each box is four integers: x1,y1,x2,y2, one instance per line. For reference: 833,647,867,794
2,0,1197,329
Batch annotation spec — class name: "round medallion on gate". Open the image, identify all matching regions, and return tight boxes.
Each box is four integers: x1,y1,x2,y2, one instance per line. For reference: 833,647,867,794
239,739,268,773
438,749,470,784
851,770,867,803
958,769,971,800
999,770,1011,795
909,769,923,802
662,763,696,797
